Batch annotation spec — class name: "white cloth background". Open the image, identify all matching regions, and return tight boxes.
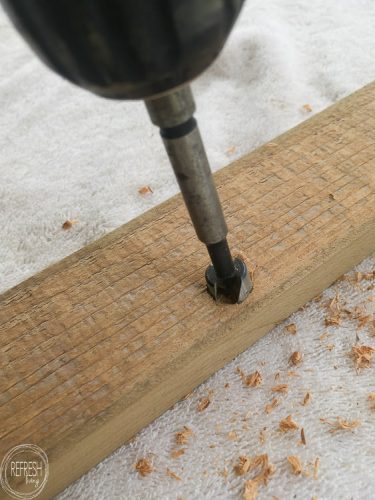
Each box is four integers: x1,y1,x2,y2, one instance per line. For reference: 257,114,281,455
1,1,375,498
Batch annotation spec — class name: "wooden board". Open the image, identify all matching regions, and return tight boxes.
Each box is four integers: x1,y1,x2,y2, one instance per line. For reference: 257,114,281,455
1,82,375,499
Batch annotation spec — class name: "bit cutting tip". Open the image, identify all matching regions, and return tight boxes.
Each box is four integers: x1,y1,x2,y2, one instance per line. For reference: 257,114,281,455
205,258,253,304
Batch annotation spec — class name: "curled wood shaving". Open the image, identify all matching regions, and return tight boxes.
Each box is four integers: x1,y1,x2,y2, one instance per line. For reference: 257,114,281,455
271,384,288,393
176,426,193,445
285,324,297,335
367,393,375,401
170,449,185,459
265,398,279,414
252,455,275,486
320,417,361,433
287,456,302,475
197,395,211,412
138,185,153,196
62,219,78,230
302,392,312,406
326,343,335,351
244,371,262,387
324,295,343,326
314,457,320,480
166,468,181,481
234,456,252,476
237,368,262,387
235,454,275,488
289,351,303,366
325,315,341,327
279,415,299,432
351,345,375,371
243,479,258,500
301,427,306,445
135,458,153,476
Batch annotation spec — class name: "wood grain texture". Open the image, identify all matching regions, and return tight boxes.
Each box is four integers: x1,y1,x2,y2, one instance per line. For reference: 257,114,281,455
1,82,375,498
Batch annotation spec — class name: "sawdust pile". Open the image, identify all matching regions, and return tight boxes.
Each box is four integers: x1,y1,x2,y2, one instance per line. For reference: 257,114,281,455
131,267,374,498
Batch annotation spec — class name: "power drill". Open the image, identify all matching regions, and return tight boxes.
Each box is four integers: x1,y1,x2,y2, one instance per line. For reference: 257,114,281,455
2,0,253,304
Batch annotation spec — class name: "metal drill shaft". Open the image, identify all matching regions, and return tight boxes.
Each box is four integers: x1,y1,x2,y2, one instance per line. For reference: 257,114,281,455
145,85,252,303
146,86,229,246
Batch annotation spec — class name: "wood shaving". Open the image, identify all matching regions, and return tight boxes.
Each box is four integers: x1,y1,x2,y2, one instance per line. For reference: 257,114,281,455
247,262,257,283
314,458,320,480
325,315,341,327
324,294,342,326
320,417,361,433
367,393,375,401
287,455,302,475
166,468,181,481
138,185,153,196
170,449,185,459
235,454,275,489
62,219,78,230
326,343,335,351
182,391,193,400
234,456,252,476
226,146,236,155
197,395,211,412
289,351,303,366
219,468,228,478
265,398,279,414
244,371,262,387
243,479,258,500
319,332,329,341
135,458,153,476
285,323,297,335
176,426,193,445
351,344,375,371
279,415,299,432
287,371,300,377
271,384,288,393
259,429,267,444
301,427,306,445
227,430,238,441
328,193,335,201
252,455,275,486
302,392,312,406
302,103,313,112
357,314,373,329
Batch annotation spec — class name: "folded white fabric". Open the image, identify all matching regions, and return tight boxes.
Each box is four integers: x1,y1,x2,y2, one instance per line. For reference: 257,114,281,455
1,0,375,498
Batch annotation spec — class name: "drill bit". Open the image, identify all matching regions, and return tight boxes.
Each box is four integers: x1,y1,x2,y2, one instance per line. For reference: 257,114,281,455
146,85,252,303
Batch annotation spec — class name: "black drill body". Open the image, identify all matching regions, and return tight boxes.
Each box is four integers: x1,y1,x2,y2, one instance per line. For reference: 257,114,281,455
2,0,243,99
2,0,253,303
